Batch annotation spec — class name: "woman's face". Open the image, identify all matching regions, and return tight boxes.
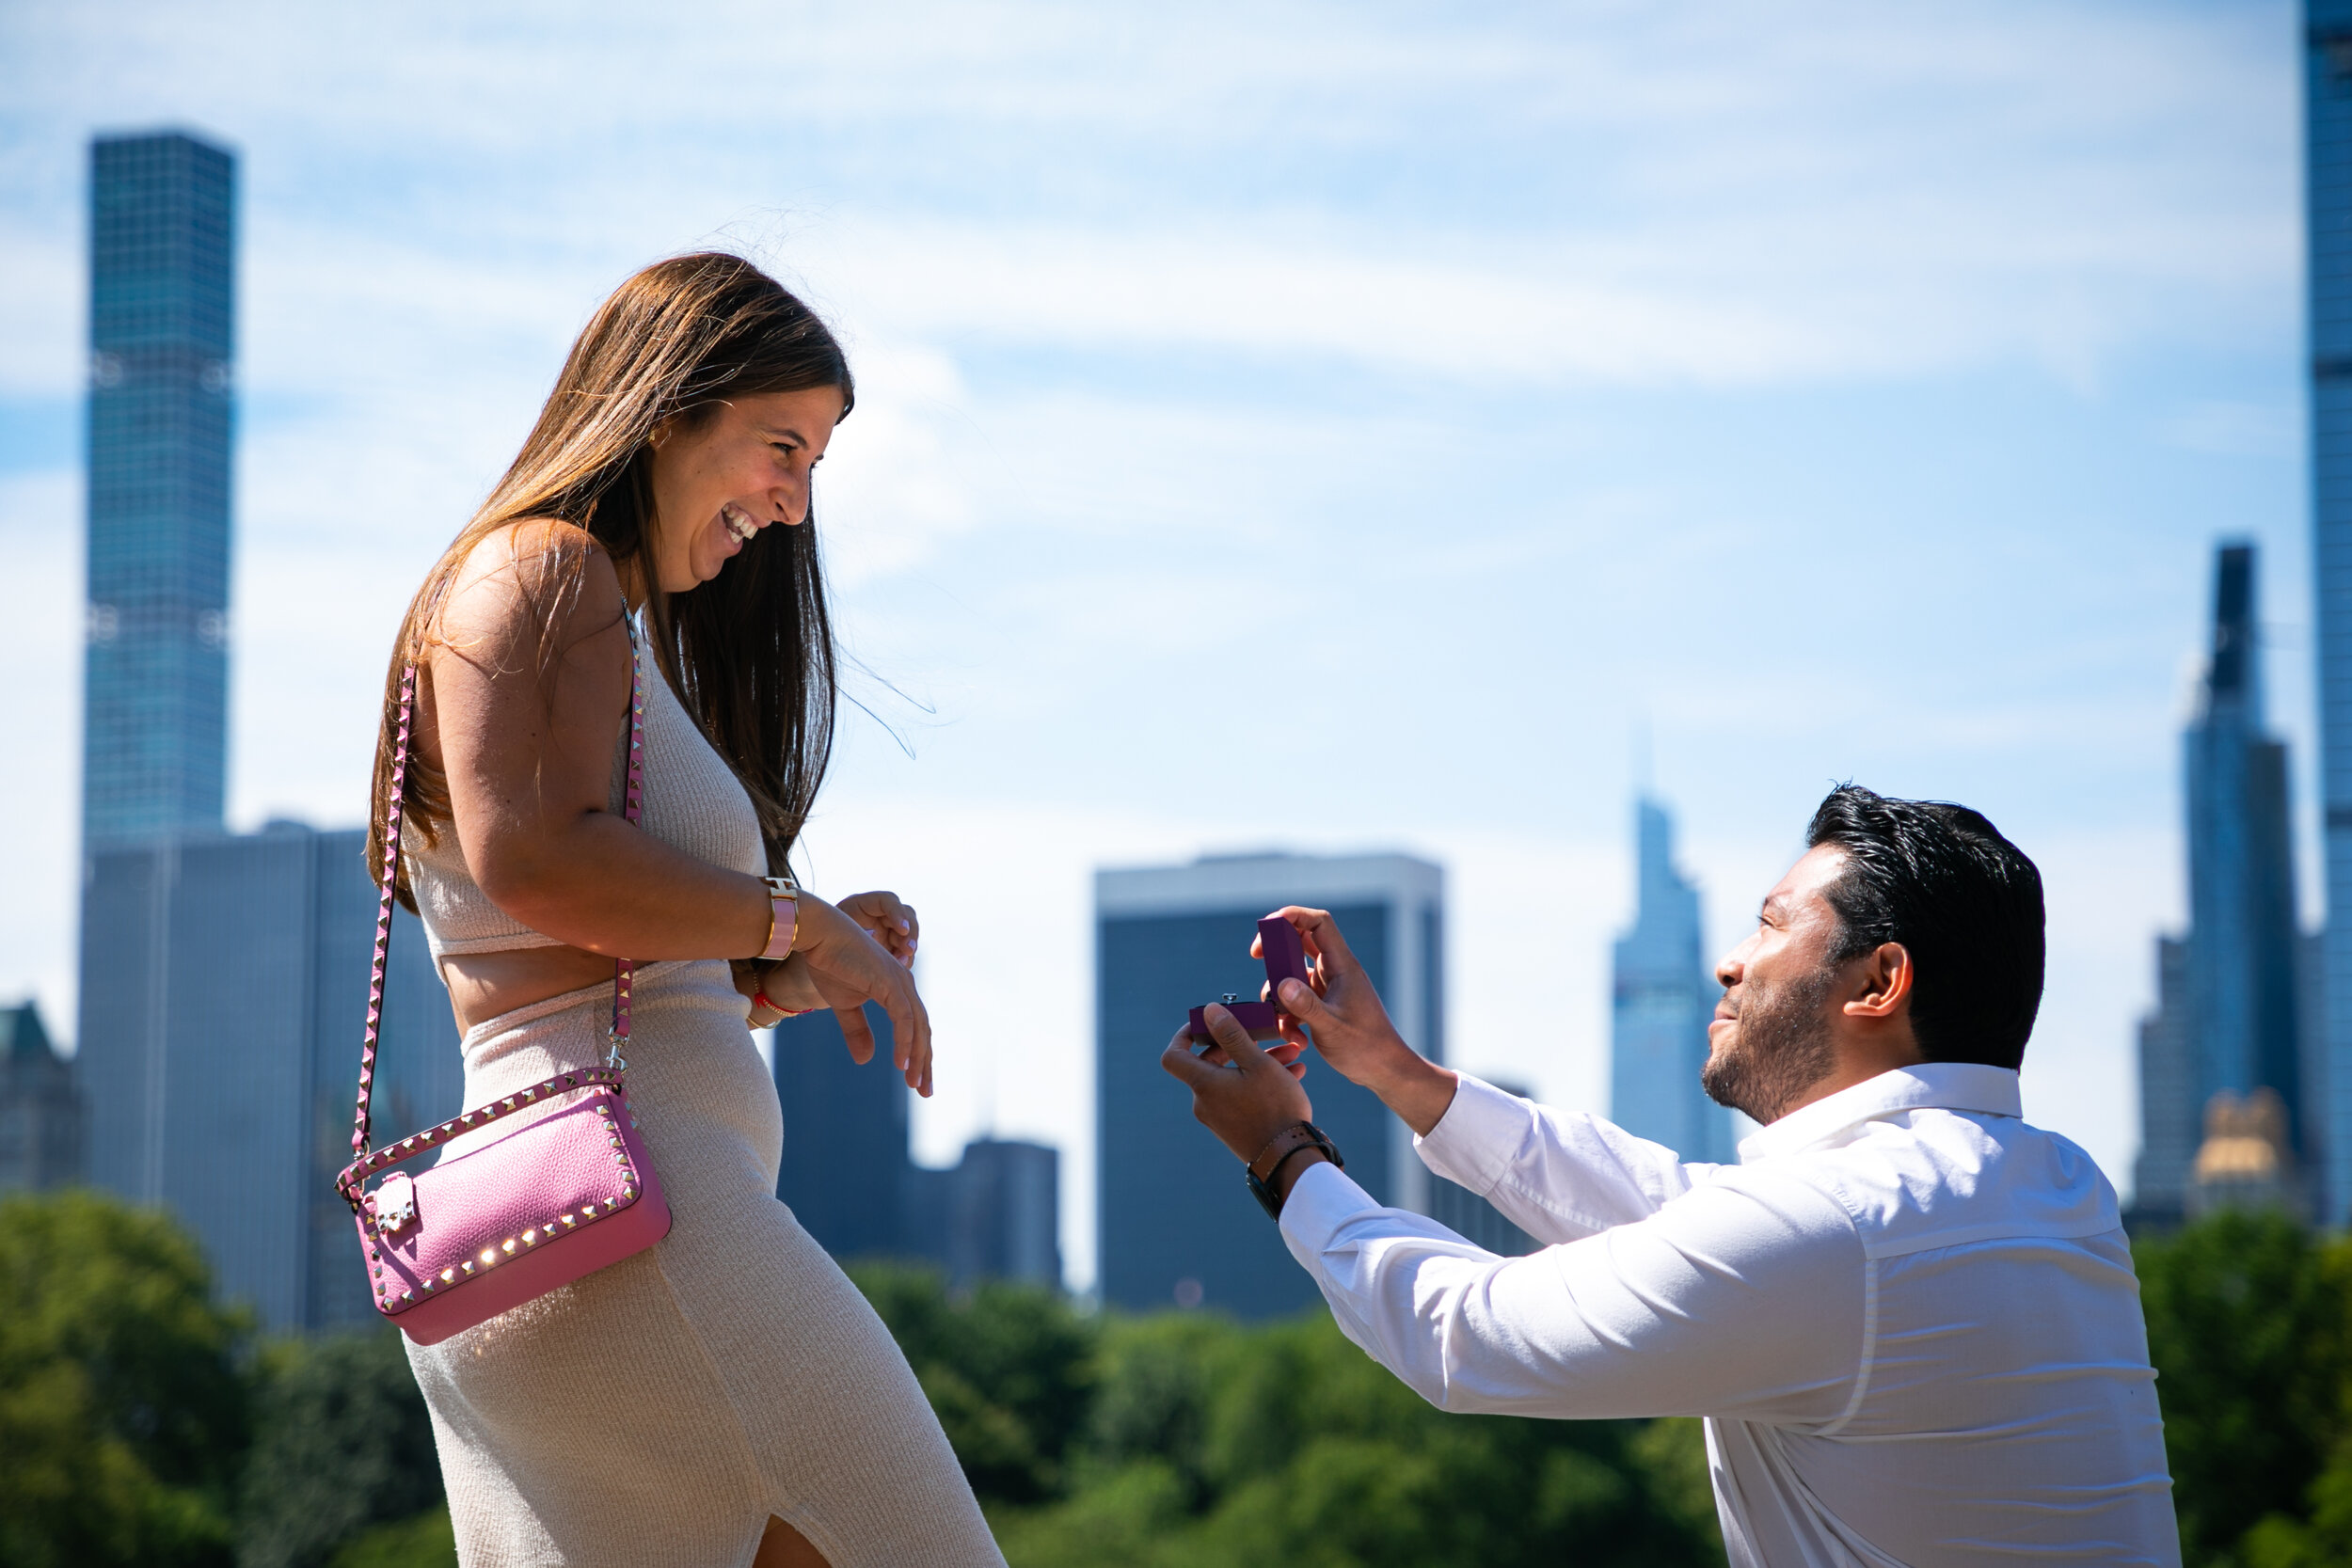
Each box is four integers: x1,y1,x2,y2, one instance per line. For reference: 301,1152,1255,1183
644,385,847,594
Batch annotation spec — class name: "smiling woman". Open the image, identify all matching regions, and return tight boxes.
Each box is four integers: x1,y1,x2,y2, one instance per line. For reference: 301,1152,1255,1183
358,254,1003,1568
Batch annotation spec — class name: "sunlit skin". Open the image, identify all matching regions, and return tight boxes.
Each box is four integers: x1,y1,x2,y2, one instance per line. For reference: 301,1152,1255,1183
1708,844,1925,1118
643,386,845,593
415,388,936,1094
1164,846,1927,1209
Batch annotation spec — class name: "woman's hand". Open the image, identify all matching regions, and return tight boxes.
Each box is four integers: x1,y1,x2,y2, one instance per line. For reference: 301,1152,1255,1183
792,895,935,1096
834,890,918,968
733,958,809,1030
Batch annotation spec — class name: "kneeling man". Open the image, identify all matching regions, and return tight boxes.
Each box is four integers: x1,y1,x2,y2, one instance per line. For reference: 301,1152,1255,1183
1164,786,2178,1566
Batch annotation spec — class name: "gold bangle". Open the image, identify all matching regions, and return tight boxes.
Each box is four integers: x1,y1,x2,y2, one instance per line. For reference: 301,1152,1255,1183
757,876,800,961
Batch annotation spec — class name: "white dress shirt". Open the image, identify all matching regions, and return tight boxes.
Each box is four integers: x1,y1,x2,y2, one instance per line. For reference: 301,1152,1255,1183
1278,1063,2180,1566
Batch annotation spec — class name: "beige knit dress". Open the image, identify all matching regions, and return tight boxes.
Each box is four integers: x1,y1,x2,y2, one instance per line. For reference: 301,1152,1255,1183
402,642,1003,1568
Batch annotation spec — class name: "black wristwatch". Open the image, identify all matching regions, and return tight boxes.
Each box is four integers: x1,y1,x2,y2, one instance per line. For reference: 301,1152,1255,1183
1245,1121,1344,1220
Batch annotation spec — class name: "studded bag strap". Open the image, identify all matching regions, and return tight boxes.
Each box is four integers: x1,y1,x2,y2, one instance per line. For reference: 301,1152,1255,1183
342,624,647,1206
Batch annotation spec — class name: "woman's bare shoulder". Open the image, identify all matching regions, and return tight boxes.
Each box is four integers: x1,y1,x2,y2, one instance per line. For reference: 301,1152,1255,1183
437,518,628,662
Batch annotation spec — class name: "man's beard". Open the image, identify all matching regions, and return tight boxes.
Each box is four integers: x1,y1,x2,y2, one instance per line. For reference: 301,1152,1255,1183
1701,965,1839,1125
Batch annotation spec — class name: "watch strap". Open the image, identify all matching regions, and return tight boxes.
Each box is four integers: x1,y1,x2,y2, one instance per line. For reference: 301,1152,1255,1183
1245,1121,1343,1220
1248,1120,1343,1183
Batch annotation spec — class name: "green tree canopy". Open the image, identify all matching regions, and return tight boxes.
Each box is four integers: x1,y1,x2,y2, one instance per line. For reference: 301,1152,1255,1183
0,1189,251,1568
845,1265,1720,1568
236,1328,444,1568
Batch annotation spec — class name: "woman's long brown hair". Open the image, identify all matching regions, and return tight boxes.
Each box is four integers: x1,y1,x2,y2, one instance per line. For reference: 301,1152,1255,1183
368,252,851,909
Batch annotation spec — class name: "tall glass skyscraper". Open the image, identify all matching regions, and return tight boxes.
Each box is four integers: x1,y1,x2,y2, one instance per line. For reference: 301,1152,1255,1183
1610,798,1737,1164
2135,544,2311,1224
2308,7,2352,1225
2183,546,2305,1148
83,130,235,851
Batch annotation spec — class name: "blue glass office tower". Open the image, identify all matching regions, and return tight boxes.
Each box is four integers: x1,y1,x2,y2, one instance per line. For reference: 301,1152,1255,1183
2136,544,2313,1222
2312,3,2352,1225
774,1004,914,1260
1610,799,1736,1164
78,826,462,1330
84,130,235,851
774,1006,1066,1288
943,1138,1062,1289
2184,548,2307,1173
1095,852,1450,1318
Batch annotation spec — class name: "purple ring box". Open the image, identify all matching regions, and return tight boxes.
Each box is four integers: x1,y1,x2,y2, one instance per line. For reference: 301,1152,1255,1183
1186,916,1312,1043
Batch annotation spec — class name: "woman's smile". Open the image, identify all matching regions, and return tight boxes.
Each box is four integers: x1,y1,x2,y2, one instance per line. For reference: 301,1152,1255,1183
644,385,845,594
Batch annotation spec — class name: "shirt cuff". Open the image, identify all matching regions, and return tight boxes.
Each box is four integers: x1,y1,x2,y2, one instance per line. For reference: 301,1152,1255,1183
1277,1158,1380,1266
1413,1072,1530,1197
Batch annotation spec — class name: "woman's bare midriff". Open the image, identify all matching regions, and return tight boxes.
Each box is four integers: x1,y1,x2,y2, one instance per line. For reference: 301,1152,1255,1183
441,946,627,1035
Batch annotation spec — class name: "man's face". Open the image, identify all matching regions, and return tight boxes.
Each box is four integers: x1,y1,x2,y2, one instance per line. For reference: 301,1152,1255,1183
1702,844,1851,1124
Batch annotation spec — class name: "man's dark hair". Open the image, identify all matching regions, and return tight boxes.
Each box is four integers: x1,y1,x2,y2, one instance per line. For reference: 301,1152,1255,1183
1804,784,2045,1070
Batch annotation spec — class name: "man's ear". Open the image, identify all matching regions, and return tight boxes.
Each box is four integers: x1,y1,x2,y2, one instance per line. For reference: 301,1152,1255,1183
1842,942,1914,1021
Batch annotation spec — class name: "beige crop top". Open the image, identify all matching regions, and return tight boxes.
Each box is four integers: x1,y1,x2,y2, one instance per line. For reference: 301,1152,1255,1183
406,640,765,960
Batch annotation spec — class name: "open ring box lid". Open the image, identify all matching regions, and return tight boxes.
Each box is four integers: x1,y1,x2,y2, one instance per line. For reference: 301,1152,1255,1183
1185,916,1311,1043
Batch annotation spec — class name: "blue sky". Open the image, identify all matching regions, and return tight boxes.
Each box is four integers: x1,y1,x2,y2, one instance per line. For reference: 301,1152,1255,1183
0,0,2307,1286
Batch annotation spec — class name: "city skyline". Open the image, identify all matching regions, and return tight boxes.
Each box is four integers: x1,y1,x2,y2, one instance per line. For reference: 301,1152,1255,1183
0,2,2309,1286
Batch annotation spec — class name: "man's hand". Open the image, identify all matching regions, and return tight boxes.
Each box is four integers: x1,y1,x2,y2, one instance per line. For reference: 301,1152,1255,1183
1161,1006,1314,1164
1262,906,1460,1138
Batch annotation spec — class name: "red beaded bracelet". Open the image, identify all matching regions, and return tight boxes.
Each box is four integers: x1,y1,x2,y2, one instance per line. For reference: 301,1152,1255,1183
752,988,814,1020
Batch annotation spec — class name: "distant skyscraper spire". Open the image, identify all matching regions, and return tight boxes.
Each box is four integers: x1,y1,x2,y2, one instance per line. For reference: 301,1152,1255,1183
1610,798,1734,1164
82,130,235,851
2134,541,2312,1225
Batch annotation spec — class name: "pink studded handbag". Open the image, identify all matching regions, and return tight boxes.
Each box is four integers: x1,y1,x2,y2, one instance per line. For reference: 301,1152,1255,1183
334,644,673,1345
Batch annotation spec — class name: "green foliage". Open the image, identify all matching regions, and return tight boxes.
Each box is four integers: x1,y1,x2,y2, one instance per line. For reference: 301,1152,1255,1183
325,1507,455,1568
847,1267,1719,1568
2137,1211,2352,1564
850,1261,1098,1506
1629,1418,1724,1556
236,1329,444,1568
0,1189,252,1568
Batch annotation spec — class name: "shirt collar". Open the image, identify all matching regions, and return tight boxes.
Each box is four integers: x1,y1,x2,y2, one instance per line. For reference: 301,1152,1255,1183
1738,1061,2023,1163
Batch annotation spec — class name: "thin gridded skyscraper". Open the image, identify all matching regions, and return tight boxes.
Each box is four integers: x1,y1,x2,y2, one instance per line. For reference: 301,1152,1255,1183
83,130,235,851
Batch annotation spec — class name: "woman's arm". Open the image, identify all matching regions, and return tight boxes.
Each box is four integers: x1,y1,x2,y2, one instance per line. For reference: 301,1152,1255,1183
432,524,762,959
427,522,932,1090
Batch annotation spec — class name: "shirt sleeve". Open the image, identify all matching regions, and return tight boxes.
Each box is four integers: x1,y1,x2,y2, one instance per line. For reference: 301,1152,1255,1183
1415,1073,1727,1243
1278,1158,1866,1424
